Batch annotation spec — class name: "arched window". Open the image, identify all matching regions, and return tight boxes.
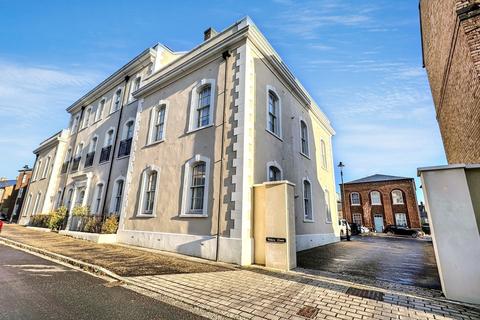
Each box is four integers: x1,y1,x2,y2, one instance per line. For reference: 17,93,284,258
300,120,309,156
75,143,83,157
321,140,327,169
392,190,404,205
267,89,281,136
119,121,134,157
95,99,106,121
65,188,73,211
41,156,51,179
268,166,282,182
83,107,92,128
129,76,141,101
105,129,114,147
92,183,104,214
89,137,98,153
111,88,122,113
144,171,157,214
188,80,215,131
33,160,42,181
123,120,134,140
110,178,124,214
149,104,167,144
100,129,115,163
350,192,361,206
325,189,331,223
370,191,381,205
55,190,63,209
32,192,42,215
303,179,313,221
75,188,85,207
181,155,211,216
23,193,32,217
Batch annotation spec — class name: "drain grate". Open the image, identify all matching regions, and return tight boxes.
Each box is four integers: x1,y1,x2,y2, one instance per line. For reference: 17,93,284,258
346,287,384,301
297,306,318,319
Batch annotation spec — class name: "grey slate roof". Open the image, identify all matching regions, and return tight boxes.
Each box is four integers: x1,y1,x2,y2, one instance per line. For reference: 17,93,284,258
0,180,16,188
345,174,413,185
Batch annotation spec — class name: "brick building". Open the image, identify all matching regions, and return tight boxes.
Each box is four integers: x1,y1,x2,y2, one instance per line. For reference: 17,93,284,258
420,0,480,164
7,165,32,223
341,174,421,232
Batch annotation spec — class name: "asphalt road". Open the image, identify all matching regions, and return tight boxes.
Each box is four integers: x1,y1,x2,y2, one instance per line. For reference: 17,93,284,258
0,244,207,320
297,236,441,289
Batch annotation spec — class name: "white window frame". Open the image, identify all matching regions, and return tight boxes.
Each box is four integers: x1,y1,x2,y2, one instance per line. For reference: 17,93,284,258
137,166,160,217
41,156,51,179
129,76,142,102
265,160,283,182
147,100,169,145
83,106,92,129
91,182,105,214
110,87,123,114
33,160,42,181
392,190,404,205
95,98,106,122
64,188,74,211
75,142,84,158
71,113,80,133
23,193,32,216
55,189,63,209
370,191,382,205
299,118,310,158
89,135,98,153
266,85,282,140
109,176,125,215
104,127,116,147
321,139,327,169
122,118,135,140
180,155,211,217
352,212,363,225
325,189,332,223
32,192,42,215
188,79,216,133
303,177,314,222
350,192,361,206
395,213,408,227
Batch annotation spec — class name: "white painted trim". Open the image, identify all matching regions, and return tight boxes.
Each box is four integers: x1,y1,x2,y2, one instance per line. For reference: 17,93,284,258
109,176,125,215
121,117,136,140
187,79,216,132
298,117,310,158
391,189,404,205
266,85,282,139
59,230,117,244
89,135,99,153
129,75,142,103
302,177,314,222
266,160,283,181
41,156,51,179
324,188,332,223
110,86,123,114
136,165,160,217
91,181,105,215
104,126,116,147
296,233,338,252
180,154,211,217
350,192,361,206
95,97,107,122
147,100,169,145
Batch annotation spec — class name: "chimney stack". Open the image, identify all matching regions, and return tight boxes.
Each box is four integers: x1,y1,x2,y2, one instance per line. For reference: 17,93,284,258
204,27,218,41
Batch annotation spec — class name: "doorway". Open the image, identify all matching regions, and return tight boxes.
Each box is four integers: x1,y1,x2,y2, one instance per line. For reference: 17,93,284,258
374,214,384,232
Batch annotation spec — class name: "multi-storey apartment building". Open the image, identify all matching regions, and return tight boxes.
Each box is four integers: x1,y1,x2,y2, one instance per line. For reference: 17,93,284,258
19,18,338,265
7,165,32,223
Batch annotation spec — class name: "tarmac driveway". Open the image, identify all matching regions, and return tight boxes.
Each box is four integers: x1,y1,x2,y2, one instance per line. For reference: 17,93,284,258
297,236,441,289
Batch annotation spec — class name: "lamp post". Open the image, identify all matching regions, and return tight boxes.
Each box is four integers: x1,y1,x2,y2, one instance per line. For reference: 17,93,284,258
338,161,350,241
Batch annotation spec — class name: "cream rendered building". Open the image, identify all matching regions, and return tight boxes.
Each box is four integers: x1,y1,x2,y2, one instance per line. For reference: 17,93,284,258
19,17,338,266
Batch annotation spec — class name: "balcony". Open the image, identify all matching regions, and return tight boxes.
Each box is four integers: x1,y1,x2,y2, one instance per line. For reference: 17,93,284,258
99,145,112,163
84,152,95,168
61,161,69,174
118,138,132,157
71,157,81,172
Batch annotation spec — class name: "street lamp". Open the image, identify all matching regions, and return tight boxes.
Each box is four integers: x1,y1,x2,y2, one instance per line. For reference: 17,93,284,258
338,161,350,241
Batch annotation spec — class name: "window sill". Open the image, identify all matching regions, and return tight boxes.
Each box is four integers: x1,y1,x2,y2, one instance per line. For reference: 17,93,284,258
303,218,314,223
136,212,156,218
117,155,130,160
300,152,311,160
179,213,208,218
109,109,120,117
98,160,110,165
266,129,283,142
325,220,332,224
351,204,361,206
187,123,214,134
144,139,165,148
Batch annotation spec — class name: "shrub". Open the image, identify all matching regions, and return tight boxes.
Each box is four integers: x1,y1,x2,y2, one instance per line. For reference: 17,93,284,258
101,215,119,234
83,216,102,233
48,206,67,230
71,206,89,217
30,214,50,228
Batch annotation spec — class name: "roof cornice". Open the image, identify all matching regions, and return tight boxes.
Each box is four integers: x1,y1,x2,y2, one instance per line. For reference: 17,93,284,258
66,47,157,114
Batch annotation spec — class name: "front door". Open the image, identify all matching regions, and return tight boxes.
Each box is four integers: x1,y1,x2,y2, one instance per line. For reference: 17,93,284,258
374,214,384,232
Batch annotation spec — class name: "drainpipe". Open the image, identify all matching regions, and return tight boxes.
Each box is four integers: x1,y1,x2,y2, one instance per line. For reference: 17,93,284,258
100,75,130,221
215,50,231,262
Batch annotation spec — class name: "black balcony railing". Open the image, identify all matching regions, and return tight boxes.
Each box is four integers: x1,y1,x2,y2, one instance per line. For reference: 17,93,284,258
118,138,132,157
71,157,81,172
61,161,69,174
84,152,95,168
99,145,112,163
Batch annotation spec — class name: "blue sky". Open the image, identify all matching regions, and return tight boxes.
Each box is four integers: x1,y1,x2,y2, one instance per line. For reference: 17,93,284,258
0,0,446,200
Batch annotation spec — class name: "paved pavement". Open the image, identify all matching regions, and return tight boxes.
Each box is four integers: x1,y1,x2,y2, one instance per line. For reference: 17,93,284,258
297,236,441,290
0,244,206,320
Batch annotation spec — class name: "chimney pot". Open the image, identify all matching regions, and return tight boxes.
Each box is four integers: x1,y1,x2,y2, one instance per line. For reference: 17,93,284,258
204,27,218,41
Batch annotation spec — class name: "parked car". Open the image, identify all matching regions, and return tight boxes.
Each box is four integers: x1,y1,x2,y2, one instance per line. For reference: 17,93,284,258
384,225,420,238
338,219,351,238
349,222,361,235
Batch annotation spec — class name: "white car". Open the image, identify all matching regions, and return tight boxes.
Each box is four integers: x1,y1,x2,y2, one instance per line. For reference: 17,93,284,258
338,219,351,238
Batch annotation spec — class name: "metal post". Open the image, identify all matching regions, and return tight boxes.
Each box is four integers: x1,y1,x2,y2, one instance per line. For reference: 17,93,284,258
339,162,350,241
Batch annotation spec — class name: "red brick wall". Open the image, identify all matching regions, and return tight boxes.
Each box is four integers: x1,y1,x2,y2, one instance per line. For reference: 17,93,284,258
421,0,480,163
341,179,421,230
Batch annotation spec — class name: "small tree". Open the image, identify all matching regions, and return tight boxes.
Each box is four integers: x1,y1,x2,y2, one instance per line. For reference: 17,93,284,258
71,206,90,217
101,215,119,234
48,206,67,230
